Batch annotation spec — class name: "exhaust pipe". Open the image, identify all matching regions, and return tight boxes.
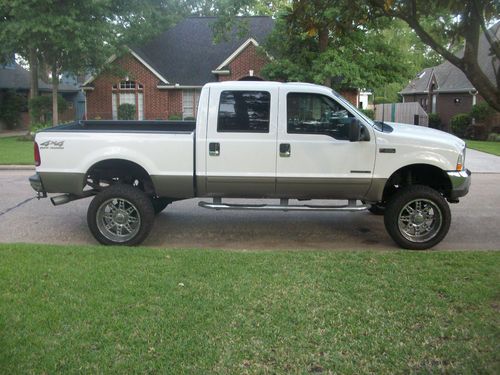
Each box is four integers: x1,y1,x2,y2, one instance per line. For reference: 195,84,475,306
50,191,97,206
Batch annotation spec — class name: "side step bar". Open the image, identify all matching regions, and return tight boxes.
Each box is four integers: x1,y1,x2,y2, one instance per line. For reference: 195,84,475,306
199,198,367,212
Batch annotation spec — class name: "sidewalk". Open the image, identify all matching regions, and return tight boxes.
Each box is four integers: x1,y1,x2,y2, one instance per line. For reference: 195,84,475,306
465,148,500,174
0,130,28,138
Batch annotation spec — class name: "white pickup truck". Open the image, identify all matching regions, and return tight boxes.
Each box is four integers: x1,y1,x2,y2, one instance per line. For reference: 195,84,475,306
30,81,471,249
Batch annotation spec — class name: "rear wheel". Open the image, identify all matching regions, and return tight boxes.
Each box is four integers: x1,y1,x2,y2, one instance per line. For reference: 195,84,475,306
87,184,154,246
384,185,451,250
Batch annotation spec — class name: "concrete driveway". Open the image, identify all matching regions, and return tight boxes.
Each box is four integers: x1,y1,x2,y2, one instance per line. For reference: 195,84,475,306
1,148,499,250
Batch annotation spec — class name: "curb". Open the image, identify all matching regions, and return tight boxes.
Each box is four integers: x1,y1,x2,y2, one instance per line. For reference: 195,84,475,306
0,165,35,171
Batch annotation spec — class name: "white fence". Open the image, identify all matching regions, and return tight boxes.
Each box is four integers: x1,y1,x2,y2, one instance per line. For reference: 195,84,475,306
374,102,428,126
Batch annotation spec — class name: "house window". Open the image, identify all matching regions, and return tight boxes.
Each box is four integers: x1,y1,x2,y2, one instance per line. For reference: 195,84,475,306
182,89,201,119
112,80,144,120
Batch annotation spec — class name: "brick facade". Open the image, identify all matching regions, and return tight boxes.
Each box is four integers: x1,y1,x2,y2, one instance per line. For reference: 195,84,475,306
85,42,272,120
218,43,269,81
86,54,171,120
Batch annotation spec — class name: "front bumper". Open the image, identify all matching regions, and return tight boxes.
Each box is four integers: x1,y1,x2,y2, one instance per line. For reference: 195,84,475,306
447,169,471,199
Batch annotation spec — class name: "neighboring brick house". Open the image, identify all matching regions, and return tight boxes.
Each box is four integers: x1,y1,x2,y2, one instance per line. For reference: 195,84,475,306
83,17,274,120
400,22,499,130
0,58,82,129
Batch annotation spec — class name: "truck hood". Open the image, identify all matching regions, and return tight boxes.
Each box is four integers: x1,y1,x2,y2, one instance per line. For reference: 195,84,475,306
385,122,465,151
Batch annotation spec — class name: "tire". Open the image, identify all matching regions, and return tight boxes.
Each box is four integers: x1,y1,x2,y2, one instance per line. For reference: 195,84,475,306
87,184,154,246
384,185,451,250
367,202,386,215
151,197,172,215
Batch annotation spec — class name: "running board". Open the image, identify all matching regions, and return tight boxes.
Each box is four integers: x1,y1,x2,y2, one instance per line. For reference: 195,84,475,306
198,198,367,212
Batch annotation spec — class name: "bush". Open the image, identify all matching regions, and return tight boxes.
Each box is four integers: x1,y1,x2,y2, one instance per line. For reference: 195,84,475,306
29,95,69,123
0,90,26,129
374,96,390,104
31,122,51,133
470,102,494,122
487,133,500,142
168,113,182,120
465,124,488,140
490,125,500,133
361,109,374,119
118,103,136,120
451,113,471,138
428,113,442,129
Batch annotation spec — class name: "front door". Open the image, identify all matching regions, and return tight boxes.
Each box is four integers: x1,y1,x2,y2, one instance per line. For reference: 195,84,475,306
276,90,376,199
205,86,279,197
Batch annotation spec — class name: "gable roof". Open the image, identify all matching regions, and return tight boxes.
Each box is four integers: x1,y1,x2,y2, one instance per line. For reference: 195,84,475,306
401,21,499,95
131,16,274,86
0,62,80,92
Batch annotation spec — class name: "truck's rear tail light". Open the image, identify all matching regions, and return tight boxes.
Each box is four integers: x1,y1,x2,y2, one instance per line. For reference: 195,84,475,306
34,142,41,167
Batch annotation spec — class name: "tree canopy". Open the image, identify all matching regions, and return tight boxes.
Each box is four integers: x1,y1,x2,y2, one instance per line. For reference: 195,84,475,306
214,0,499,110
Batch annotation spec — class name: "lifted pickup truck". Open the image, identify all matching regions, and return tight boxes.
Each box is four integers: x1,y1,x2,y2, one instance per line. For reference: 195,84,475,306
30,81,471,249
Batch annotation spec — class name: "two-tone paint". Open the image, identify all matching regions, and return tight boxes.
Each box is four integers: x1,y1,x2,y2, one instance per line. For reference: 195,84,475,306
33,81,469,202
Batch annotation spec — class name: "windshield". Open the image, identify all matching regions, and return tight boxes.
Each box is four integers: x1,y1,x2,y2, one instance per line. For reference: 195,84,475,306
331,89,374,126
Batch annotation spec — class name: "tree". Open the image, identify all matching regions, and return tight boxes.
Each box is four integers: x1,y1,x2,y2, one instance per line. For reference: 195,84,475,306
0,0,185,126
214,0,499,111
366,0,500,111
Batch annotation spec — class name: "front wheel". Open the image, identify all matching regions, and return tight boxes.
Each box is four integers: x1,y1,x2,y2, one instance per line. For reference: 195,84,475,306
384,185,451,250
87,184,154,246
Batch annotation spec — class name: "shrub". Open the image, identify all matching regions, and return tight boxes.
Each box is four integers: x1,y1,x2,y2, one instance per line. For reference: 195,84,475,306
490,125,500,133
0,90,26,129
374,96,390,104
31,122,51,133
470,102,494,122
168,113,182,120
118,103,136,120
451,113,471,138
361,109,374,119
29,95,69,123
465,124,488,140
487,133,500,142
427,113,441,129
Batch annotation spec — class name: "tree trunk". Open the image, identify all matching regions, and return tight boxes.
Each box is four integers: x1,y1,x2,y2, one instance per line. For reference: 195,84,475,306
51,65,59,126
28,48,39,126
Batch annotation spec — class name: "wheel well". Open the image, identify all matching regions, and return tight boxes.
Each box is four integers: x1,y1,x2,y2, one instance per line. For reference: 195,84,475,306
382,164,452,203
85,159,155,195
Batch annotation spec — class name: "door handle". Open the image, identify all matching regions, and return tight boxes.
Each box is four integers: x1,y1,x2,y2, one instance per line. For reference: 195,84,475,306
209,142,220,156
280,143,291,157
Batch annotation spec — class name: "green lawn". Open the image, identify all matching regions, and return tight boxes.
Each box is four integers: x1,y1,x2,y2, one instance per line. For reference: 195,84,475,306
0,244,498,374
0,136,34,165
466,140,500,156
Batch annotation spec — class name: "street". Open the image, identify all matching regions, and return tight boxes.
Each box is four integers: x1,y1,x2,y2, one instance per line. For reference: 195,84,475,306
0,168,499,250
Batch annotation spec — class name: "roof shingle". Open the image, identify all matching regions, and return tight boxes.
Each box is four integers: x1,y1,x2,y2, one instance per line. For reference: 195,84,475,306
132,16,274,86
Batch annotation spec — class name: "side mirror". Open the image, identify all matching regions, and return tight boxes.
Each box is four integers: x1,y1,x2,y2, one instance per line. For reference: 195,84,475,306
348,118,370,142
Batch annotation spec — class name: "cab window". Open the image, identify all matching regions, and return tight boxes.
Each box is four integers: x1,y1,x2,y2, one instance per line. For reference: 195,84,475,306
287,93,354,140
218,90,270,133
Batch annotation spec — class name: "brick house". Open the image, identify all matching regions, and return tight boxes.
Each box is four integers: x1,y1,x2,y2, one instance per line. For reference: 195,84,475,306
400,22,499,130
0,58,83,129
83,17,274,120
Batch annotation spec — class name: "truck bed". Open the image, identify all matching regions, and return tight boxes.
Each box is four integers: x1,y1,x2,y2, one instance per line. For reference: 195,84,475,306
41,120,197,133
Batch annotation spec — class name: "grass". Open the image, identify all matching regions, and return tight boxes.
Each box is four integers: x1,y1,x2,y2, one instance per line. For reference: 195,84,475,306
466,140,500,156
0,244,498,373
0,136,33,165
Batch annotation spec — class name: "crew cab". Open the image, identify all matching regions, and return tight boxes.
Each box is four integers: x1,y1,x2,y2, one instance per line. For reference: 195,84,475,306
29,81,471,249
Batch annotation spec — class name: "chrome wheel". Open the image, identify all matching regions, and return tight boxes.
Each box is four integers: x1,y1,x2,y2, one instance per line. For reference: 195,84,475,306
96,198,141,243
397,199,442,243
